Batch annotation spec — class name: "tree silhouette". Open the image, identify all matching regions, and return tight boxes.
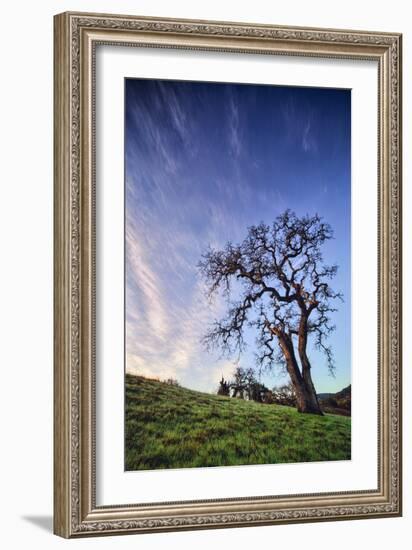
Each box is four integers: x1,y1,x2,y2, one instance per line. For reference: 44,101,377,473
218,366,269,402
199,210,342,414
217,375,231,396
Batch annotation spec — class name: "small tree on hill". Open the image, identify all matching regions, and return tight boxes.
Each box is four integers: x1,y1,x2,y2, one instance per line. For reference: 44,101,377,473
217,375,231,396
231,366,248,398
164,377,180,387
272,382,297,407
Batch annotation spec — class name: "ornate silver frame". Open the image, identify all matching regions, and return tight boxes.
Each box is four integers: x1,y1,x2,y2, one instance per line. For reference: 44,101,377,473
53,11,402,538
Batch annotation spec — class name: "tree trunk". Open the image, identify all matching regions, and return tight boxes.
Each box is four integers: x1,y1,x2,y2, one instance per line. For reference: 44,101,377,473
278,332,323,415
299,371,323,414
297,315,323,415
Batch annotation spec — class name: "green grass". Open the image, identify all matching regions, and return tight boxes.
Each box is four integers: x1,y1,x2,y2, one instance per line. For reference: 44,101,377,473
125,374,351,471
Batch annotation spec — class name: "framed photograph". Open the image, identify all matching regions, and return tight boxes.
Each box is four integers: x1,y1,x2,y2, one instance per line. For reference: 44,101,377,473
54,11,402,537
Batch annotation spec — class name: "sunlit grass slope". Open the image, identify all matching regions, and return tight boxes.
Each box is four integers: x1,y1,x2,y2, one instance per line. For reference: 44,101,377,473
125,374,351,471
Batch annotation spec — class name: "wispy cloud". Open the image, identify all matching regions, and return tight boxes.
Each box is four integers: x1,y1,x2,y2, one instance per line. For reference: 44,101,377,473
126,239,227,388
228,91,242,158
302,119,316,153
157,82,188,142
126,220,168,343
282,97,318,154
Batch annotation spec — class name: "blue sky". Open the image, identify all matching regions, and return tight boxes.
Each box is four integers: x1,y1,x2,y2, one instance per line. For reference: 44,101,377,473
125,78,351,394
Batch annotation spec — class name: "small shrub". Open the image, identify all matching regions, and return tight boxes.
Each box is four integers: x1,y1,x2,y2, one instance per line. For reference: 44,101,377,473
163,377,180,387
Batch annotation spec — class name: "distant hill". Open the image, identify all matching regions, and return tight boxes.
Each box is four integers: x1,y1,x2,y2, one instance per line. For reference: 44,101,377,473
318,385,351,417
317,392,333,399
125,374,351,471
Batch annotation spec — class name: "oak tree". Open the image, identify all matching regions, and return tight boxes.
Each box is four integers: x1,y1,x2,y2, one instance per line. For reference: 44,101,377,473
199,210,342,415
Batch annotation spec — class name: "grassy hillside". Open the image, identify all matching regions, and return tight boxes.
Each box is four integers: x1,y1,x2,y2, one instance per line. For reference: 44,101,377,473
125,374,351,471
